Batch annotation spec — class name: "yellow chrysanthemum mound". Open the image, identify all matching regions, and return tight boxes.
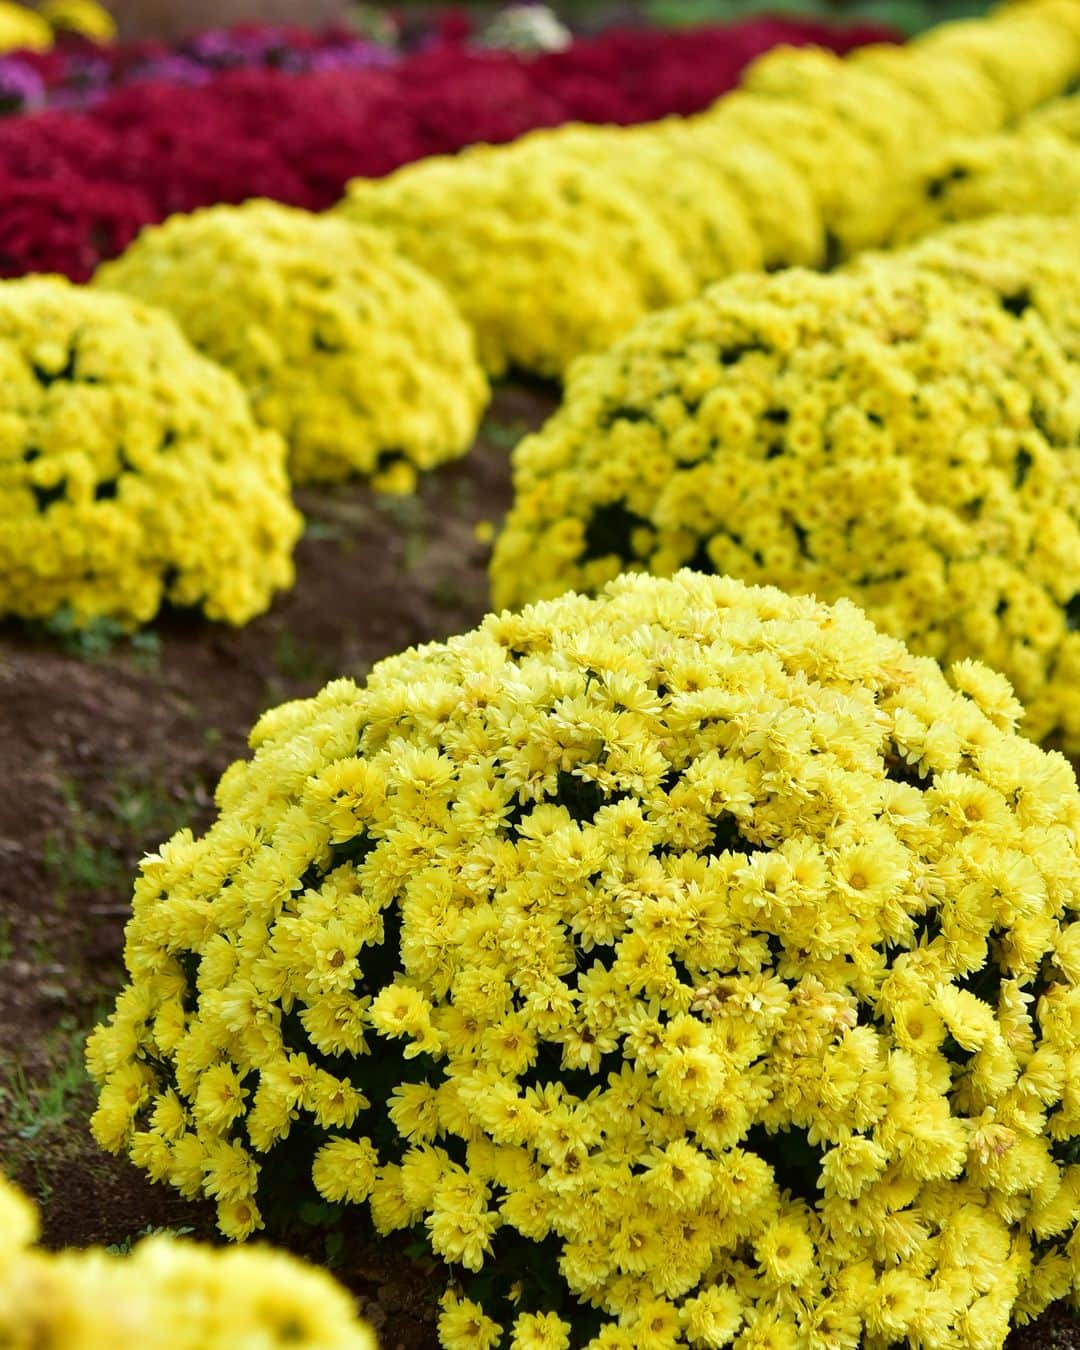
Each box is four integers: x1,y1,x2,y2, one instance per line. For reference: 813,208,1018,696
88,570,1080,1349
491,255,1080,751
0,1173,378,1349
646,117,824,272
691,89,894,263
0,277,300,628
881,131,1080,247
95,202,489,491
337,136,697,378
503,124,768,286
850,41,1007,137
0,1,51,52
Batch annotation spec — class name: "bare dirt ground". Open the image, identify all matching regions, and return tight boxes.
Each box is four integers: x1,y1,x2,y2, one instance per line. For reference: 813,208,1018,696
1,380,1077,1349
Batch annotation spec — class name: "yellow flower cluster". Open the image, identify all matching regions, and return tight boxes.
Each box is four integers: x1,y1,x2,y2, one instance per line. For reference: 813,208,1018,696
336,0,1080,376
490,221,1080,752
89,570,1080,1348
96,202,488,491
856,213,1080,366
0,277,301,627
0,1173,378,1349
0,1,51,51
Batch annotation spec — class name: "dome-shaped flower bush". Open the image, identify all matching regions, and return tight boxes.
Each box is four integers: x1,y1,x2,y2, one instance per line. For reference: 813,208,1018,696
882,132,1080,248
647,117,826,271
491,259,1080,751
699,92,894,260
0,277,300,627
337,137,696,377
727,13,1080,261
0,1174,378,1349
89,569,1080,1347
95,201,489,489
740,45,938,167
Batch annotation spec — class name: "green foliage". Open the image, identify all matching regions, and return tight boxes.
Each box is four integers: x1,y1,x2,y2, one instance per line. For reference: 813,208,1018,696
643,0,989,35
40,607,162,669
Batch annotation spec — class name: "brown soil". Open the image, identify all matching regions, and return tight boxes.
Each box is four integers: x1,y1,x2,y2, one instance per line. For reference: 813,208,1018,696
1,380,1076,1349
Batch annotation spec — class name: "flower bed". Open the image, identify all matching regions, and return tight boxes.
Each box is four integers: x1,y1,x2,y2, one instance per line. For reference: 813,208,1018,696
0,20,393,113
0,15,894,280
339,2,1080,377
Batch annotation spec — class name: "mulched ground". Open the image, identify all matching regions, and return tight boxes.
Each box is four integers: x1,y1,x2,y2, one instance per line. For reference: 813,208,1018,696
0,380,1077,1349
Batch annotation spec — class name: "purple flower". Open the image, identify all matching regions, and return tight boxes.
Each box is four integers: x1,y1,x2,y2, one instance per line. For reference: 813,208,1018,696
0,58,44,114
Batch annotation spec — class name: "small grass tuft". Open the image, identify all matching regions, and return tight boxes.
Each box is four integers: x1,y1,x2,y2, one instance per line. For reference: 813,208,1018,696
36,607,162,670
0,1017,92,1144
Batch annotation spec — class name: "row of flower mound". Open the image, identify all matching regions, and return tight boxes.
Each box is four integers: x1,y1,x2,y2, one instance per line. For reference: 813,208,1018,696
27,3,1080,1347
0,1174,378,1347
0,16,894,281
86,566,1080,1349
3,2,1080,637
335,10,1080,378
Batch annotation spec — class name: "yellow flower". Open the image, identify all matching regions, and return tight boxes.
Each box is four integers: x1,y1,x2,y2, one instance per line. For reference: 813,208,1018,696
0,1,51,50
439,1289,503,1350
313,1137,379,1204
201,1138,258,1204
680,1285,744,1348
754,1219,816,1287
194,1063,249,1135
510,1310,571,1350
215,1195,264,1241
